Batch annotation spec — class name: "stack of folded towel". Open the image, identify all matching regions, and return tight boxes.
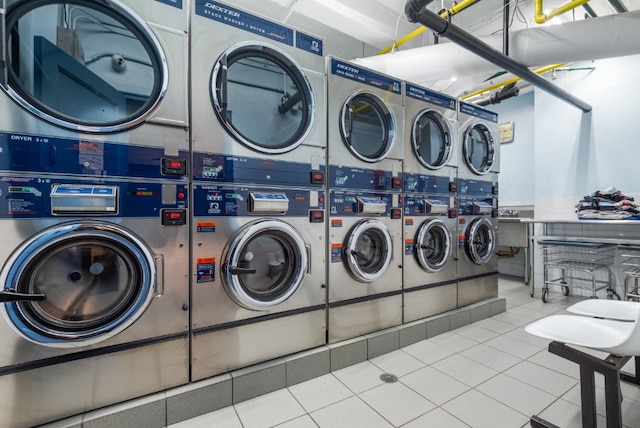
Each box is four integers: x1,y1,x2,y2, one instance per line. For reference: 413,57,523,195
575,186,640,220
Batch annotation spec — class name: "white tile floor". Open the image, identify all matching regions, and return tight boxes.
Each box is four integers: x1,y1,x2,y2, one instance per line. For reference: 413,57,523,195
169,276,640,428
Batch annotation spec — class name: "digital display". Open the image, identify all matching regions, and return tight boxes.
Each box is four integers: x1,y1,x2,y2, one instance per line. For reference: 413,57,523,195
161,209,186,226
309,209,324,223
162,158,187,176
310,170,324,185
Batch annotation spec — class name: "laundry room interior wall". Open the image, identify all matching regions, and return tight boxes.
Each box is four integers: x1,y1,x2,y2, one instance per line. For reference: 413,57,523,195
533,53,640,221
486,90,535,208
492,53,640,291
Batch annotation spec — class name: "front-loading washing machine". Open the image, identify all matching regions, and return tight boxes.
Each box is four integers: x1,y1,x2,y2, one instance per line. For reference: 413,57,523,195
456,101,499,307
456,177,500,307
402,82,459,322
402,174,458,323
327,188,403,343
0,174,189,428
0,0,190,175
404,81,458,175
458,101,500,176
191,0,326,188
191,183,326,380
327,56,403,192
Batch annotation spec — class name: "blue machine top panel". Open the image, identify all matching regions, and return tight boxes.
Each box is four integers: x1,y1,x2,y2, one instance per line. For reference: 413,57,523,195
405,83,456,111
193,184,323,217
330,59,401,95
196,0,323,56
193,152,325,187
0,131,188,180
329,165,399,192
155,0,183,9
404,173,452,194
459,102,499,123
0,176,188,219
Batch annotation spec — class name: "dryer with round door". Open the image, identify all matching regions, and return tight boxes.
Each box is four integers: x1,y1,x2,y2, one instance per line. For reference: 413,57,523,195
402,174,458,323
191,0,326,188
404,82,458,176
458,101,500,177
457,178,499,307
0,0,190,178
191,184,326,380
327,57,403,193
0,175,189,428
327,188,403,344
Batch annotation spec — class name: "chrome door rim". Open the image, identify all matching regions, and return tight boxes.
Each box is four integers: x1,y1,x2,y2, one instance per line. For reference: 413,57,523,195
462,122,496,175
411,109,453,170
0,221,156,347
415,218,451,272
465,217,495,264
210,41,316,154
221,219,308,310
345,219,393,282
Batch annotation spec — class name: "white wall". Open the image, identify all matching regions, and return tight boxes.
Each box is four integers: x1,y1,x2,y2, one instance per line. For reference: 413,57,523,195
490,90,535,207
490,54,640,284
534,55,640,220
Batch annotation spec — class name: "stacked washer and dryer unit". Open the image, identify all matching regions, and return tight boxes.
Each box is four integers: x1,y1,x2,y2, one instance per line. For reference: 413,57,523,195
189,0,327,379
0,1,190,426
456,101,500,307
402,82,459,322
326,58,404,343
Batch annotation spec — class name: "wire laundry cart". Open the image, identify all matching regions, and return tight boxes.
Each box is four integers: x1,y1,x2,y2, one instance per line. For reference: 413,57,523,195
538,240,619,302
619,245,640,301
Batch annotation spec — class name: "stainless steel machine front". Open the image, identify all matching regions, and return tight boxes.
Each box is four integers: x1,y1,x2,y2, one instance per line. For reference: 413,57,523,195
0,177,189,428
191,184,326,380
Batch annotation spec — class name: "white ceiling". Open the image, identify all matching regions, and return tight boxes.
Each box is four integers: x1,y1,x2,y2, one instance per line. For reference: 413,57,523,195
229,0,640,99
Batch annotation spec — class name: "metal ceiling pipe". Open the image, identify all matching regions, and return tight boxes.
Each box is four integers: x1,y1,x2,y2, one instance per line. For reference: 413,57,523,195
503,0,510,55
356,10,640,94
606,0,628,13
404,0,592,112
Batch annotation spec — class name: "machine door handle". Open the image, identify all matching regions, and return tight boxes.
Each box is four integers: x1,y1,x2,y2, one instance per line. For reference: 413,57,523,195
0,290,46,303
223,264,256,275
218,54,228,121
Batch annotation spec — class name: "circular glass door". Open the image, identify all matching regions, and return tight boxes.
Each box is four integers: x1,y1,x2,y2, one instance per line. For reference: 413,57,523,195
221,219,308,310
4,0,168,133
412,110,452,170
211,42,315,154
465,217,495,264
415,219,451,272
344,219,393,282
0,222,156,347
340,92,396,163
462,123,496,175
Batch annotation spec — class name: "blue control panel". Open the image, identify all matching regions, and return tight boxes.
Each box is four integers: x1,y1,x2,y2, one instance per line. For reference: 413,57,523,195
329,190,398,218
0,176,188,219
404,195,450,217
404,173,452,194
193,185,324,217
329,165,399,192
193,152,325,187
0,131,188,180
457,179,497,216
